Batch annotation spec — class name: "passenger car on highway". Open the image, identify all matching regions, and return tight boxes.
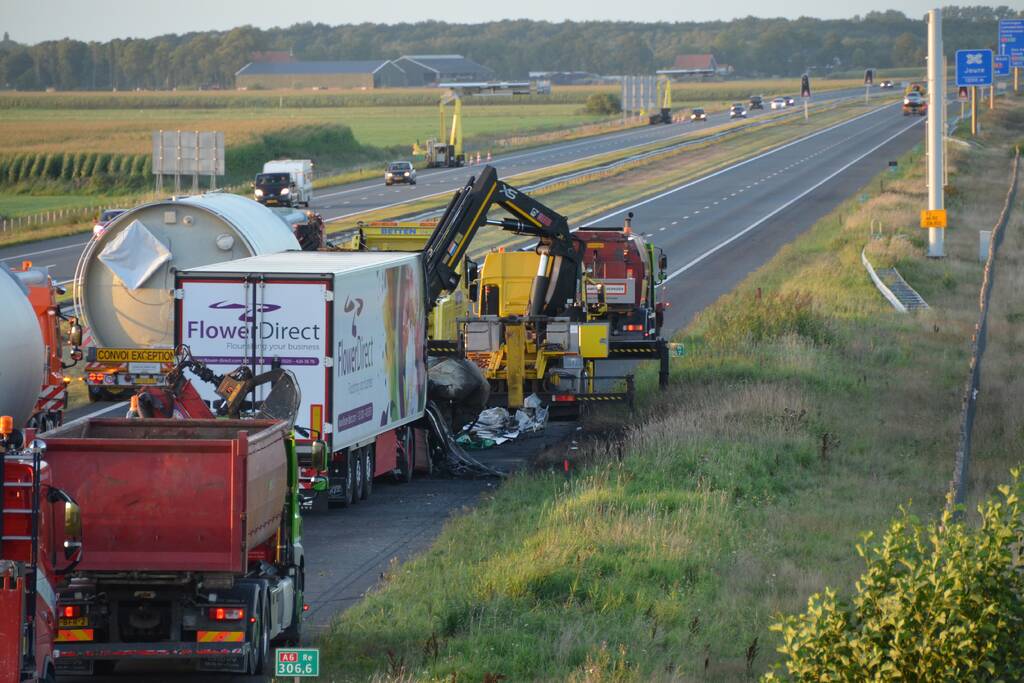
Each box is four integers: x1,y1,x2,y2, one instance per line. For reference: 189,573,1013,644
689,108,708,122
729,104,747,119
770,97,787,110
92,208,125,239
784,95,796,106
880,80,895,89
385,161,417,186
749,95,764,110
902,91,927,116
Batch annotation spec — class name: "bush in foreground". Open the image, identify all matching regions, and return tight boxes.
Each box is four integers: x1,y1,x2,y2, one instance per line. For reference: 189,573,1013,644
766,471,1024,681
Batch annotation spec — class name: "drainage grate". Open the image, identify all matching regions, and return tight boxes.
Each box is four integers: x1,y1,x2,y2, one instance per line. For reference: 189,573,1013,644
875,267,930,310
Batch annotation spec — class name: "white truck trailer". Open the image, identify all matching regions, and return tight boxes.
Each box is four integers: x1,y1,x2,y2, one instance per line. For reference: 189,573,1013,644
254,160,314,208
174,251,427,509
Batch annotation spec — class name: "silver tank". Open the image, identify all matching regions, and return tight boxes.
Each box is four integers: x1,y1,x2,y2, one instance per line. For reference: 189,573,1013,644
74,193,300,349
0,266,45,425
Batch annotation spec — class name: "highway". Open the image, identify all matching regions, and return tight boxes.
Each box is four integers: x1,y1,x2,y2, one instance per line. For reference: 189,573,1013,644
0,86,870,284
70,96,929,681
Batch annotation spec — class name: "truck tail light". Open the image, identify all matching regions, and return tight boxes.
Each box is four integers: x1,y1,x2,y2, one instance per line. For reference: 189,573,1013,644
624,324,643,332
552,394,577,402
87,372,104,383
209,607,244,621
62,605,81,618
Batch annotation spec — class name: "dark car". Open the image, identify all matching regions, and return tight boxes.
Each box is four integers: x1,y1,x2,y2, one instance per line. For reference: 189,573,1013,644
880,80,895,89
729,104,747,119
385,161,417,186
784,95,796,106
253,172,295,206
690,108,708,122
92,209,126,239
749,95,764,110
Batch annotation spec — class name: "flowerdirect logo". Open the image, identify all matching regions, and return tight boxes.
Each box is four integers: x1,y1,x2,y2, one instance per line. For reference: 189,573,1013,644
208,300,282,322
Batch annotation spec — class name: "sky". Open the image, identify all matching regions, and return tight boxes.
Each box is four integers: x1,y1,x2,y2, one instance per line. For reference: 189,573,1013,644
4,0,1016,44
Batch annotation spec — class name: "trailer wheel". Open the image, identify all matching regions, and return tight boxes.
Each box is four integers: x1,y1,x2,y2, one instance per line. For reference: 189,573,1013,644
360,449,374,500
350,450,362,505
395,428,414,483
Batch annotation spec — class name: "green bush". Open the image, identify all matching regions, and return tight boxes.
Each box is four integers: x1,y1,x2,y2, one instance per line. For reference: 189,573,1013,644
765,471,1024,681
701,290,834,347
583,93,621,115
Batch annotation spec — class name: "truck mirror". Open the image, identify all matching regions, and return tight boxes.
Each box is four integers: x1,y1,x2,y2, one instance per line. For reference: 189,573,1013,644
659,253,668,273
63,501,83,560
68,318,83,347
311,440,329,472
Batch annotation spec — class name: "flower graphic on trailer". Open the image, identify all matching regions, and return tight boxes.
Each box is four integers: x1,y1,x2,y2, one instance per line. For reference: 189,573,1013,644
344,296,364,337
208,301,281,322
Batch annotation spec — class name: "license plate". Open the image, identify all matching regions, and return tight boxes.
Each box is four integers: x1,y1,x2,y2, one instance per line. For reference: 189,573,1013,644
59,617,88,627
129,362,161,375
134,377,158,385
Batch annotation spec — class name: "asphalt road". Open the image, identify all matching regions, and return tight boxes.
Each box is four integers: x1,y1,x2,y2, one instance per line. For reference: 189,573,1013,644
2,87,871,286
62,98,929,681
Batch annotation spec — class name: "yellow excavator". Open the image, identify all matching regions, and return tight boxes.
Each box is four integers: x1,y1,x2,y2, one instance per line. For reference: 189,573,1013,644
649,78,673,125
414,91,465,168
421,166,670,415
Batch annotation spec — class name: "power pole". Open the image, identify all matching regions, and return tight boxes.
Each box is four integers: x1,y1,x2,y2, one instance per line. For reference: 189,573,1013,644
927,8,945,258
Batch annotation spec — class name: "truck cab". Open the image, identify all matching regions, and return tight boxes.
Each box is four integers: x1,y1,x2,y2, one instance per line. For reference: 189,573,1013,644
2,429,83,683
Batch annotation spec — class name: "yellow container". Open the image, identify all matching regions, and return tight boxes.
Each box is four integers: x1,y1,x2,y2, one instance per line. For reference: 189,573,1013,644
577,322,610,359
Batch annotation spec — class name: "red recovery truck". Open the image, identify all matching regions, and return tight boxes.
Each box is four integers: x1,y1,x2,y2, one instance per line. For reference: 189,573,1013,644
575,213,672,388
44,418,306,676
1,422,83,683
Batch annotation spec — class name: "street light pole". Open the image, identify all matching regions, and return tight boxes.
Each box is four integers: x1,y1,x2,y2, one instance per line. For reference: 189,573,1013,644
927,8,945,258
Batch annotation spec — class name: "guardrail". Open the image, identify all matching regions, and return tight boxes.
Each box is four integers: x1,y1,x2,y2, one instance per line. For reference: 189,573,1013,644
948,148,1021,516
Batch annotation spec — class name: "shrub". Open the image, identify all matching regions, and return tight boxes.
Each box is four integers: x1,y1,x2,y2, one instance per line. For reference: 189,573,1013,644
701,290,834,347
584,93,621,115
765,471,1024,681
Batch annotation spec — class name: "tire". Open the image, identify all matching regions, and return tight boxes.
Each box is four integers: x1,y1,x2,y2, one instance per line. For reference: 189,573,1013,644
329,453,355,508
352,449,364,504
395,429,414,483
249,594,269,676
360,449,373,500
411,180,417,186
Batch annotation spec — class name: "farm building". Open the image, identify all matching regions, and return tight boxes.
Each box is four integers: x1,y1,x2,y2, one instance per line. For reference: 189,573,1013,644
234,60,407,89
657,54,719,80
392,55,494,86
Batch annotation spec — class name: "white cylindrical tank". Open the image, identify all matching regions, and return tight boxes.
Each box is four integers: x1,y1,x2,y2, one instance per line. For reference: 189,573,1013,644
0,267,45,426
75,193,301,349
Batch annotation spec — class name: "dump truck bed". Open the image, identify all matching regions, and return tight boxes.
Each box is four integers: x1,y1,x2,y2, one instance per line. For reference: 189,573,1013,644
43,418,288,574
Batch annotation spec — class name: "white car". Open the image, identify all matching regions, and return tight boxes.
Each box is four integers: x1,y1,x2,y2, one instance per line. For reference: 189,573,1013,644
770,97,787,110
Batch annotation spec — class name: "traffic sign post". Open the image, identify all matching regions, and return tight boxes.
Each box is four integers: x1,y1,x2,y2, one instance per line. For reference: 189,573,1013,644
998,20,1023,94
801,74,810,120
275,648,320,680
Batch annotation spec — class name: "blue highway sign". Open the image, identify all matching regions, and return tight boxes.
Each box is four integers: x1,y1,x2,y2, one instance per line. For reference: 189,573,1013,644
995,54,1010,77
999,19,1024,67
956,49,993,87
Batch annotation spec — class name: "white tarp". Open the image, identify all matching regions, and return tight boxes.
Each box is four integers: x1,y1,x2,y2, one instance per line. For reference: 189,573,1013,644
98,220,171,290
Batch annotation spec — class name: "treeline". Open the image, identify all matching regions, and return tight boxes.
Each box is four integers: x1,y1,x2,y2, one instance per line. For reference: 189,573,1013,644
1,6,1021,91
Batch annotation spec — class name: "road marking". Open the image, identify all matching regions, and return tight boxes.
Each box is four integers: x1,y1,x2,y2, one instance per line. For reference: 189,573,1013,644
4,240,90,259
671,221,678,225
663,118,923,284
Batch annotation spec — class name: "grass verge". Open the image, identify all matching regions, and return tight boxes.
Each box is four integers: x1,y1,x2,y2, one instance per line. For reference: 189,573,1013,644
316,100,1024,680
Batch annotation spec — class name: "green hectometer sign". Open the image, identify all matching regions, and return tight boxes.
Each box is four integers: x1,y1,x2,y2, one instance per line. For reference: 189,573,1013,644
275,648,319,677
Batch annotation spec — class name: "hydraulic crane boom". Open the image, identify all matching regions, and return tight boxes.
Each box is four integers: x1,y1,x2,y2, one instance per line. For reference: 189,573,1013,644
423,165,581,317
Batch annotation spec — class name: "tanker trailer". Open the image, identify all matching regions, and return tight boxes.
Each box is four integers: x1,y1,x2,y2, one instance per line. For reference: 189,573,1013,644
74,194,300,401
0,266,47,426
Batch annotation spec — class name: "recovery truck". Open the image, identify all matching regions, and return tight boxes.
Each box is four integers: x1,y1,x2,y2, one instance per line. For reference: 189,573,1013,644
421,165,671,415
1,424,83,683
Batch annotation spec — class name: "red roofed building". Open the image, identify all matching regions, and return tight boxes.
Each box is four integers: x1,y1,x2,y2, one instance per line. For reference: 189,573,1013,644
658,54,719,80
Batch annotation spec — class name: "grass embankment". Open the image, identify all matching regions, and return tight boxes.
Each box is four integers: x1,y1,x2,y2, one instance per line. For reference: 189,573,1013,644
316,100,1024,680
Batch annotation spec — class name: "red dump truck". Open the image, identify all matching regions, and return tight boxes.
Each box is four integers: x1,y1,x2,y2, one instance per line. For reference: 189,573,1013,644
2,430,83,683
45,418,306,676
